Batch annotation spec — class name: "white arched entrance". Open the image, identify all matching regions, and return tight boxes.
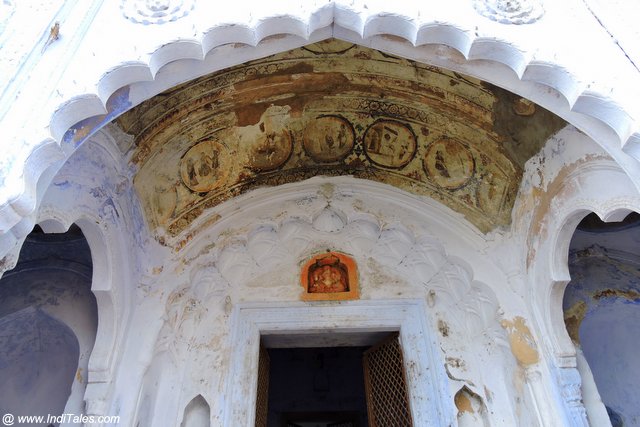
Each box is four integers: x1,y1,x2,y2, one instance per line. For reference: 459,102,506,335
2,3,640,426
1,2,639,264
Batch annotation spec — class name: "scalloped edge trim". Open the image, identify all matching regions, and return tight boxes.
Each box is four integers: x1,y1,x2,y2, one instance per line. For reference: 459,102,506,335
2,6,639,251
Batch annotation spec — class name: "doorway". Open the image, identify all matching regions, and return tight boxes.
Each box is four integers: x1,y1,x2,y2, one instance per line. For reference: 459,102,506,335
225,300,451,427
255,333,414,427
265,346,369,427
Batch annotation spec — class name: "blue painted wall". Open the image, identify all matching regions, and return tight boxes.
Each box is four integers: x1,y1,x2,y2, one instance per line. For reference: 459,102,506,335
564,216,640,426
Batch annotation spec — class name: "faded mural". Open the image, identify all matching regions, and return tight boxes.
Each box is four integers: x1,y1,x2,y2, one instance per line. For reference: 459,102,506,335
118,39,564,239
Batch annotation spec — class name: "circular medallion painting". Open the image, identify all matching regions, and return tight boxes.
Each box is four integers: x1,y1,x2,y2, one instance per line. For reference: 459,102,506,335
180,140,228,193
476,163,509,212
303,116,355,163
363,120,417,169
248,130,293,172
423,138,475,189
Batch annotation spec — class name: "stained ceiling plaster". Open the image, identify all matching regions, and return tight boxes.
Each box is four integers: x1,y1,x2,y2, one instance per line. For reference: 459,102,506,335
117,39,566,239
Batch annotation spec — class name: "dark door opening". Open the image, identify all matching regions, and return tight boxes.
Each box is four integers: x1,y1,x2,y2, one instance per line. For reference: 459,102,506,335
256,333,414,427
265,346,369,427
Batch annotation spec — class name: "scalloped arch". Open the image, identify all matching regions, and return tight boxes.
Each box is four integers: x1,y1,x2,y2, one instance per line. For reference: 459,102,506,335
549,202,640,355
551,204,639,284
33,211,121,382
171,192,499,326
4,7,640,259
530,162,640,361
196,201,452,293
34,175,136,413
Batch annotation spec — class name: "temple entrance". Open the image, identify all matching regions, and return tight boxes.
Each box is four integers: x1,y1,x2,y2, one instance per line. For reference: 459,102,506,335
264,346,368,427
255,333,413,427
227,300,447,427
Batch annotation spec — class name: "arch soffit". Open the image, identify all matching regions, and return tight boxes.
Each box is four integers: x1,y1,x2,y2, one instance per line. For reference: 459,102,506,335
3,6,640,257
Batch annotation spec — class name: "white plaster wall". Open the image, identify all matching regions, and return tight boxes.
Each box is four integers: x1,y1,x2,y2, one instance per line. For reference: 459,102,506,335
82,174,575,426
16,124,636,427
513,125,640,426
0,3,638,425
181,395,210,427
1,0,640,267
34,129,147,418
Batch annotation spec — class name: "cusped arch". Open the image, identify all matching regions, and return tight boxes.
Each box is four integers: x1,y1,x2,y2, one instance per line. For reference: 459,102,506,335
549,204,640,358
166,177,509,318
3,5,640,260
550,205,640,425
527,160,640,361
32,211,131,413
552,206,638,284
515,137,640,423
173,177,495,291
31,127,138,394
62,21,640,146
200,203,451,291
139,175,530,425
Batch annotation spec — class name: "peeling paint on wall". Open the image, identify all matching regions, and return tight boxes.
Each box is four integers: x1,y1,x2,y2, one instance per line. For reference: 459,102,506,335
592,288,640,301
500,316,539,366
523,153,610,268
564,300,587,343
455,389,474,413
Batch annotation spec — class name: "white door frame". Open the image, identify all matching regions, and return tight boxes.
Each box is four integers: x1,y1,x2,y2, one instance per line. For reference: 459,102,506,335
223,299,453,427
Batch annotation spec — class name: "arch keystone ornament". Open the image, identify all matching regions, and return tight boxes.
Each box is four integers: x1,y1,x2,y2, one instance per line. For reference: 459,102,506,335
300,251,358,301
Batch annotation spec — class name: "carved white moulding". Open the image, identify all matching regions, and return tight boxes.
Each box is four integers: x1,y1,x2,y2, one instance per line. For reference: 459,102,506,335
312,205,346,233
121,0,195,25
557,366,589,424
473,0,544,24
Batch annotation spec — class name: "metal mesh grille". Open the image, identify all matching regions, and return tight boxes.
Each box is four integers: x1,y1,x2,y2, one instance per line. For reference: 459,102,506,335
255,345,270,427
363,334,413,427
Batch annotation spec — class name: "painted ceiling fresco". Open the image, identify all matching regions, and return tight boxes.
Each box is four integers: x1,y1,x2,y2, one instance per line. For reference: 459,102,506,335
117,39,565,237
